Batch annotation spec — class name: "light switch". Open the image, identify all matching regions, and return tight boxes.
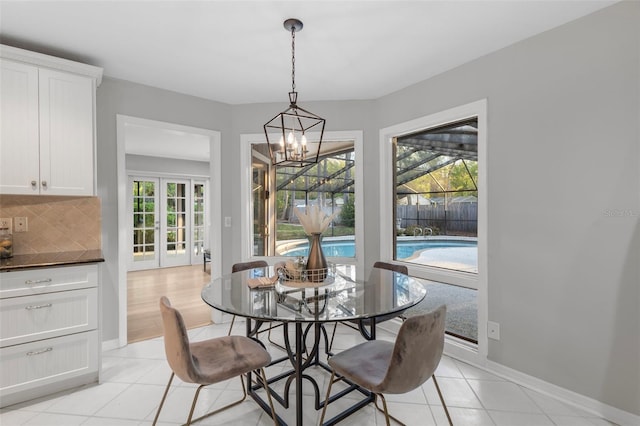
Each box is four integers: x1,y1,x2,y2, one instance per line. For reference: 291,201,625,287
488,321,500,340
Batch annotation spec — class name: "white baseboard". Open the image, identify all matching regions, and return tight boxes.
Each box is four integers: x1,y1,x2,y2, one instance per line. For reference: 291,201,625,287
483,360,639,426
101,338,121,352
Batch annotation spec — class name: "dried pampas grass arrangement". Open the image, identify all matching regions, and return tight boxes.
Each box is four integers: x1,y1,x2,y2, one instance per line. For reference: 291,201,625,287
294,206,338,235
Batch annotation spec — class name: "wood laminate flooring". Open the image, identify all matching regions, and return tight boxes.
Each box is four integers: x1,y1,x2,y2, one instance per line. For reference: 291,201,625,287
127,265,213,343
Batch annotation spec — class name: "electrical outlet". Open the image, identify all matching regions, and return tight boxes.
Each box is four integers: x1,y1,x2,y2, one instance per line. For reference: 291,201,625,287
0,218,12,231
14,217,28,232
488,321,501,340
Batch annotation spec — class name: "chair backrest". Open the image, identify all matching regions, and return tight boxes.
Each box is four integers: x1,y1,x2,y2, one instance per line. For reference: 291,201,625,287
378,305,446,394
232,260,269,273
159,296,198,384
373,261,408,275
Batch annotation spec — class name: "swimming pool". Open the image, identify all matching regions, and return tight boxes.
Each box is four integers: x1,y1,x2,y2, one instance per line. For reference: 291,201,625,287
279,238,476,259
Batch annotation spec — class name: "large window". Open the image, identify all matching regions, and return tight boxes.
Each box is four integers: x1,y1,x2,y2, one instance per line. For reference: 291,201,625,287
393,118,478,274
251,141,356,259
380,101,487,351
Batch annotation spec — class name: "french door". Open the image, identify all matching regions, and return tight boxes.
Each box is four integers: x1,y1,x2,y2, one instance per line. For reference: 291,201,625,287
129,177,196,270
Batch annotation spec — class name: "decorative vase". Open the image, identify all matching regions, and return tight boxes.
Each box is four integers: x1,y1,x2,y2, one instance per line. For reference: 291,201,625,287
306,232,327,282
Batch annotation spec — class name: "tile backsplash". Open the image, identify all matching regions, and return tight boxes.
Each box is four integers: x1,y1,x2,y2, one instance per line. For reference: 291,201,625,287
0,195,101,255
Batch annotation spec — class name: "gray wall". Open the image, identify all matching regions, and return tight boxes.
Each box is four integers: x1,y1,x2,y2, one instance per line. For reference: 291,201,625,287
376,2,639,414
96,1,639,416
96,77,231,340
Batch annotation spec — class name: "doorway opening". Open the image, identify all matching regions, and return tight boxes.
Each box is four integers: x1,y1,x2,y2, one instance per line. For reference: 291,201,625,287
116,115,221,347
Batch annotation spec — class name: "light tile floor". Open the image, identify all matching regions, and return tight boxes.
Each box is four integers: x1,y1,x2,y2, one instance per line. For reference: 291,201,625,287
1,321,616,426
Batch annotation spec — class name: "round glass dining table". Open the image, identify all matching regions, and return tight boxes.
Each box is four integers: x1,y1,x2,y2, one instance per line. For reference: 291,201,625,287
201,264,427,426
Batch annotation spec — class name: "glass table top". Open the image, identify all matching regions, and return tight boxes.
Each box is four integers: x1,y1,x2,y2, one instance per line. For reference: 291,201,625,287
201,264,427,323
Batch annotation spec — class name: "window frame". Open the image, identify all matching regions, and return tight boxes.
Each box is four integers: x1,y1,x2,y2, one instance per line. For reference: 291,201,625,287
379,100,488,362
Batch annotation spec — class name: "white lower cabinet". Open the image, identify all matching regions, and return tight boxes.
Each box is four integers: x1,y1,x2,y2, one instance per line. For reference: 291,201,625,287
0,264,100,408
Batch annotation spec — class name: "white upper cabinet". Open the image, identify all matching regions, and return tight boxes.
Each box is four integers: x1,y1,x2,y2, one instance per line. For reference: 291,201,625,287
0,45,102,196
38,69,94,195
0,60,40,194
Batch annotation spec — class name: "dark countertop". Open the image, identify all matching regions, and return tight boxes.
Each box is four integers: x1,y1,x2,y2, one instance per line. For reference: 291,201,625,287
0,249,104,272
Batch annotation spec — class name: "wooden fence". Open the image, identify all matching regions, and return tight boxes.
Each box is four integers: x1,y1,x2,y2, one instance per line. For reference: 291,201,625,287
397,203,477,235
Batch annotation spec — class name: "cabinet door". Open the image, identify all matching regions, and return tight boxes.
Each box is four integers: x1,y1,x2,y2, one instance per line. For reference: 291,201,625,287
0,287,98,347
0,330,99,403
39,69,94,196
0,264,98,299
0,60,40,194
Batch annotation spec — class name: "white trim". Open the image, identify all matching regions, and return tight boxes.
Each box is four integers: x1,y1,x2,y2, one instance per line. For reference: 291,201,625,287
1,44,103,85
101,338,120,353
116,115,222,347
125,169,209,180
240,131,365,277
379,99,488,365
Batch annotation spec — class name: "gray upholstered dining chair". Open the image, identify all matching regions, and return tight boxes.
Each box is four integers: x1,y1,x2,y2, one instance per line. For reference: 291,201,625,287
153,297,277,425
228,260,269,335
328,261,409,351
320,305,452,426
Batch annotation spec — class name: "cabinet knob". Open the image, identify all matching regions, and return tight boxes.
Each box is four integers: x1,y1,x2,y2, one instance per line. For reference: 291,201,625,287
41,180,48,189
31,180,37,188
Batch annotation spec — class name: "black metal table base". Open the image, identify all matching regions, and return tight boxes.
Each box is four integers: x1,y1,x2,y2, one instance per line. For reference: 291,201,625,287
246,319,377,426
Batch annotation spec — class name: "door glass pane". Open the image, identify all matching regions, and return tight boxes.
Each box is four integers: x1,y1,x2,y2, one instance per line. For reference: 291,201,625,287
193,183,205,256
165,182,187,258
132,180,156,263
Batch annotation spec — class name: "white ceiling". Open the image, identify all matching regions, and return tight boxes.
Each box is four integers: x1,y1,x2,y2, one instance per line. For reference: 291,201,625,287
0,1,617,105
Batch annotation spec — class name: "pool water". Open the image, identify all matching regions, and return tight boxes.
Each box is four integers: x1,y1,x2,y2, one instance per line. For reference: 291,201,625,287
281,239,476,259
283,240,355,257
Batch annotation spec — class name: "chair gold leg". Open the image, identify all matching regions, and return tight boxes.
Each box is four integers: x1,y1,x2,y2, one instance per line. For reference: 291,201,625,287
373,393,407,426
378,393,392,426
185,376,249,425
432,375,453,426
227,314,236,336
152,372,174,425
266,323,287,352
185,384,205,425
318,371,336,425
258,367,278,425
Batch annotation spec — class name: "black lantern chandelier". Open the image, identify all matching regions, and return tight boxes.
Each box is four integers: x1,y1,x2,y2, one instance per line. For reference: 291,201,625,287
264,18,325,167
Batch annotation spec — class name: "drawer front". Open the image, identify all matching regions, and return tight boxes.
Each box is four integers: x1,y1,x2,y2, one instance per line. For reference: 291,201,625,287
0,288,97,347
0,265,97,299
0,330,98,396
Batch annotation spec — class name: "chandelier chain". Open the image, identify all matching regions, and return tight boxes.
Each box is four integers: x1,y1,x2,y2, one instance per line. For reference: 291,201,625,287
291,25,296,93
